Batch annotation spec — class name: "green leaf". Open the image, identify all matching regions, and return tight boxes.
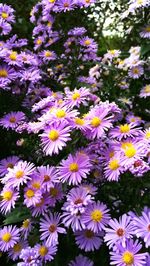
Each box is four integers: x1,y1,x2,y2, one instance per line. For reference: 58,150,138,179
4,207,30,225
141,44,150,56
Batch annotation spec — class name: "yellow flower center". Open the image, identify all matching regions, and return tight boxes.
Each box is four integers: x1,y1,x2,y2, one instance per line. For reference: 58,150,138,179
2,191,13,201
0,69,8,77
91,209,103,222
144,85,150,93
47,22,52,27
91,117,101,127
122,251,134,264
109,159,120,170
145,26,150,32
13,243,22,252
48,130,59,141
121,142,133,150
22,219,30,228
39,246,48,256
45,51,52,57
72,92,80,100
1,12,8,19
146,131,150,139
15,170,24,179
9,52,17,61
120,124,130,133
133,68,139,74
84,39,91,46
50,187,58,197
137,0,144,5
124,146,136,158
69,163,79,172
74,118,85,126
36,39,42,45
49,0,55,2
109,151,114,158
32,182,41,189
26,189,35,198
56,109,66,118
2,233,11,242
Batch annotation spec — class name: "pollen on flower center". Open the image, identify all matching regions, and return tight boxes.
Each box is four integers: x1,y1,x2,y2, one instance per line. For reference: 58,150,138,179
1,12,8,19
2,232,11,242
124,146,136,158
36,39,42,45
74,198,83,205
91,209,103,222
15,170,24,179
50,187,58,197
9,116,16,123
121,142,133,150
13,243,22,252
56,109,66,118
7,163,14,168
74,118,84,125
9,52,17,61
85,230,94,238
133,68,139,74
116,228,124,236
44,175,51,182
39,246,48,256
84,39,91,46
145,26,150,32
3,191,13,201
120,124,130,133
49,224,56,233
22,219,30,228
91,117,101,127
32,182,41,189
122,251,134,264
0,69,8,78
48,130,59,141
45,51,52,57
26,189,35,198
64,2,69,7
69,163,79,172
144,85,150,93
72,92,80,100
109,159,120,170
49,0,55,2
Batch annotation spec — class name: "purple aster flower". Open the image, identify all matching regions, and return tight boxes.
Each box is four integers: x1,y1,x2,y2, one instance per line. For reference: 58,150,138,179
109,123,141,140
79,36,97,51
20,219,33,240
30,195,51,217
18,247,41,266
75,229,103,251
40,121,71,156
104,214,135,248
0,155,19,176
61,209,86,231
126,113,143,125
19,68,41,83
68,27,87,36
133,210,150,248
84,105,113,139
2,161,35,189
34,242,57,263
110,239,147,266
0,4,15,23
0,225,20,252
0,111,25,130
40,213,66,246
0,186,19,214
58,153,91,185
64,87,90,108
49,183,64,206
129,159,150,176
81,201,110,233
24,187,42,208
128,66,144,79
139,85,150,98
53,0,77,13
140,25,150,38
8,240,28,261
63,186,92,215
0,18,12,35
104,155,124,182
69,254,94,266
39,50,57,62
35,165,59,192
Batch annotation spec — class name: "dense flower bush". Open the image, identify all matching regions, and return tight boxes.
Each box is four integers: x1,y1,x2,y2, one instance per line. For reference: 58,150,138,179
0,0,149,265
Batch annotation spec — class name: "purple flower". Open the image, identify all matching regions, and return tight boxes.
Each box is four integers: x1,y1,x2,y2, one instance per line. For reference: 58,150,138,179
8,240,28,261
140,25,150,39
0,111,25,130
110,239,147,266
139,85,150,98
109,123,141,141
0,4,15,23
0,186,19,214
18,247,41,266
40,121,71,156
40,213,66,246
68,27,87,36
53,0,77,13
36,165,59,192
69,254,94,266
128,66,144,79
0,18,12,35
64,87,90,108
34,242,57,262
0,155,19,176
24,187,42,208
104,155,124,182
81,201,110,233
133,210,150,248
58,153,91,185
0,225,20,252
104,214,135,248
75,229,103,251
20,219,33,240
